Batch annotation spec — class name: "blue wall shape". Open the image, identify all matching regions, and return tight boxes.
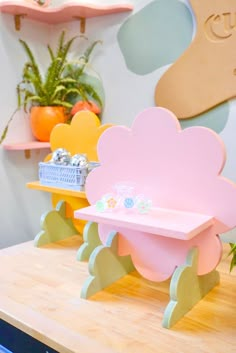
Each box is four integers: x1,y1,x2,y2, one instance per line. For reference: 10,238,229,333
118,0,193,75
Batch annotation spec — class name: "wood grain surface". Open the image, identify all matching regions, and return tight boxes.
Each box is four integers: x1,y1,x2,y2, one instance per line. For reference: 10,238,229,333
0,237,235,353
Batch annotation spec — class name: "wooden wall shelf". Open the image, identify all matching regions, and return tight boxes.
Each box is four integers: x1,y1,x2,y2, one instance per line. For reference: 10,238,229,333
2,141,50,158
0,1,133,30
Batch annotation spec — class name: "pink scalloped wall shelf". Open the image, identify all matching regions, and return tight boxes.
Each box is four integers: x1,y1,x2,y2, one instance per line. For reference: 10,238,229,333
0,1,134,25
2,141,50,150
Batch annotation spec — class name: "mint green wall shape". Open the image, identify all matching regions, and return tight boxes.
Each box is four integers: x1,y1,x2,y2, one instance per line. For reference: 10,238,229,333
162,247,220,328
34,201,78,247
117,0,193,75
180,102,229,134
81,231,135,299
77,221,102,261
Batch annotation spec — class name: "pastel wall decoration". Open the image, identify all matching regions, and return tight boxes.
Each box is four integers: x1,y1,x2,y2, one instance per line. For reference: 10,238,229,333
117,0,193,75
179,102,229,134
155,0,236,119
76,107,236,282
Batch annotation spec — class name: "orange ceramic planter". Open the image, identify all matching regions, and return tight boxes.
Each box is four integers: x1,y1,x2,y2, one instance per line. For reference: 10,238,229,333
30,106,67,142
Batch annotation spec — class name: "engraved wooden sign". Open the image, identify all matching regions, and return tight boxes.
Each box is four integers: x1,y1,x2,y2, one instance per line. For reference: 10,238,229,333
155,0,236,119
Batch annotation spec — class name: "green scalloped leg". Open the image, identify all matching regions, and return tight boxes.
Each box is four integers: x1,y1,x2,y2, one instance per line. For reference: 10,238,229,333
77,221,102,261
81,231,135,299
34,201,79,247
162,247,220,329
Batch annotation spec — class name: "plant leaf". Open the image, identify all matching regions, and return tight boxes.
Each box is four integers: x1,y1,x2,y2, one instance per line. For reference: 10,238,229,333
81,40,102,63
228,243,236,272
228,243,236,256
52,99,73,108
19,39,43,87
47,44,55,61
50,85,67,101
230,253,236,272
0,108,19,144
78,82,103,108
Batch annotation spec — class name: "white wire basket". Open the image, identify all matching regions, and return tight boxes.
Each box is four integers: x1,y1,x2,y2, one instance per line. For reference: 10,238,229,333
39,162,100,190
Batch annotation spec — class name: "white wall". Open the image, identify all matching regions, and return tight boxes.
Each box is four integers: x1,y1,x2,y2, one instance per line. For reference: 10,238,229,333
0,15,53,248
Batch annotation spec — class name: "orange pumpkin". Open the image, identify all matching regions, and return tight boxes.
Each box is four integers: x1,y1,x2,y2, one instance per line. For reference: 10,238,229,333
30,106,68,142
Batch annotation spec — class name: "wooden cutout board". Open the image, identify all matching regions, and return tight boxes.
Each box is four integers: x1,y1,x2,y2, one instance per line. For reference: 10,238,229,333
155,0,236,118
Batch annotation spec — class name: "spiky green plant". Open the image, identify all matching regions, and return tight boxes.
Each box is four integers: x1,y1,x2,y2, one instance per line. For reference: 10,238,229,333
228,243,236,272
17,31,102,111
0,31,103,144
62,40,103,109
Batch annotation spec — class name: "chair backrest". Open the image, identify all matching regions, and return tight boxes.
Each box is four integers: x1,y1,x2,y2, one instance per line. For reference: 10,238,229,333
46,110,113,162
85,107,236,233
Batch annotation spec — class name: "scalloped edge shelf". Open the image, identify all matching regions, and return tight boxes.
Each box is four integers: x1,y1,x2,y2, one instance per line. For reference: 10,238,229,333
2,141,50,150
0,1,134,24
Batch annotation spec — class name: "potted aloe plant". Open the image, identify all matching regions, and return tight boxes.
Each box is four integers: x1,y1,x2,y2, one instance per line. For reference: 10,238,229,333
1,31,103,143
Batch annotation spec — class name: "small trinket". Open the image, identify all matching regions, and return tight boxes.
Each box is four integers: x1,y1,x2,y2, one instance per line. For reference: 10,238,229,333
136,196,152,214
95,193,119,212
95,186,152,214
70,154,88,167
51,148,71,165
96,200,106,213
124,197,135,209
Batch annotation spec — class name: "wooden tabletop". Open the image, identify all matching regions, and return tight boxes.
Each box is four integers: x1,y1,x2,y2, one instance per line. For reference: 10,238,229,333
0,237,235,353
75,206,214,240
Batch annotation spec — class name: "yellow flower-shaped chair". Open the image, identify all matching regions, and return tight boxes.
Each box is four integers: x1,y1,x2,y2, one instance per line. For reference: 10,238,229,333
27,110,112,246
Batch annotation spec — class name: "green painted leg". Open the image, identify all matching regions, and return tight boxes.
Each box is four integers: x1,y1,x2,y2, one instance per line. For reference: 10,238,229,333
77,222,102,262
81,231,135,299
34,201,79,247
162,247,220,329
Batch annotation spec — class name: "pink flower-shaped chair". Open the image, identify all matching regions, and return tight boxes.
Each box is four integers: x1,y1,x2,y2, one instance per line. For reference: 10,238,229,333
74,107,236,328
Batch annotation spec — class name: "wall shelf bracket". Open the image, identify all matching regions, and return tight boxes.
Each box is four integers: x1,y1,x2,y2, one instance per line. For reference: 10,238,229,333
24,149,31,159
14,14,26,30
73,16,86,33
